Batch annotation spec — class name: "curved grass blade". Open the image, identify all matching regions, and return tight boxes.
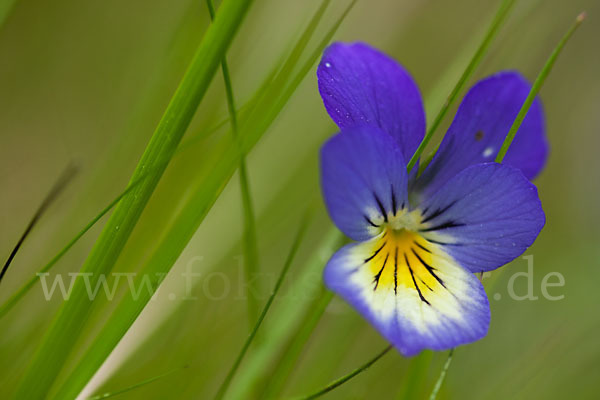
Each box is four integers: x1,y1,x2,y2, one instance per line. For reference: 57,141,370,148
49,1,346,398
428,349,454,400
14,1,254,398
294,345,392,400
0,176,136,319
207,0,261,326
227,3,358,396
0,117,236,319
86,367,183,400
214,211,312,400
496,12,585,162
420,18,584,398
406,0,517,173
260,288,333,399
0,164,77,285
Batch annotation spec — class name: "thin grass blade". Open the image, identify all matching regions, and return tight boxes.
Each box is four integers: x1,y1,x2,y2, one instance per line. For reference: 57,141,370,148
50,2,343,398
295,345,392,400
214,211,312,400
206,0,261,326
87,367,183,400
260,288,334,399
428,349,454,400
1,164,77,285
407,0,517,173
496,12,585,162
14,1,254,397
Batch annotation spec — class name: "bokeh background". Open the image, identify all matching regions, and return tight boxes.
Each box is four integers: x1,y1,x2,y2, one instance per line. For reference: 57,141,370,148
1,0,599,398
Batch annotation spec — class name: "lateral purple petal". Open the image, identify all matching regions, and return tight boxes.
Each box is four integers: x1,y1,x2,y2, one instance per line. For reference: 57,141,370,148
317,42,426,160
320,126,408,241
415,163,545,273
416,72,548,197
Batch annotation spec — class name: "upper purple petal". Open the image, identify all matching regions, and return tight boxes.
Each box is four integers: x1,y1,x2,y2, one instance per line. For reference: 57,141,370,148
320,125,409,241
415,163,546,273
415,71,548,197
317,42,426,161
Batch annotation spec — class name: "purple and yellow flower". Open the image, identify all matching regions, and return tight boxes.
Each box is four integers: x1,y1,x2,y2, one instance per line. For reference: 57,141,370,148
318,42,548,356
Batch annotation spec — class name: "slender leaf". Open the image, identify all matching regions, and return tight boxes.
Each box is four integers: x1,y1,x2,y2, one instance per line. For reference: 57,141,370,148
87,368,182,400
407,0,517,173
207,0,261,325
0,110,247,321
295,345,392,400
261,288,334,399
14,1,254,398
51,1,345,398
496,12,585,162
428,349,454,400
0,164,77,285
0,175,137,319
214,211,312,400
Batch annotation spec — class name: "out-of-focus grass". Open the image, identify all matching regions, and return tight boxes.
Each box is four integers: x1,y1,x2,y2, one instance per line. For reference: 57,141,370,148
1,0,599,399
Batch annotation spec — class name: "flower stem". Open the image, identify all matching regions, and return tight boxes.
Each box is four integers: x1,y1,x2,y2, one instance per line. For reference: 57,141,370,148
213,211,313,400
495,12,586,163
406,0,517,173
428,349,455,400
206,0,261,327
295,345,393,400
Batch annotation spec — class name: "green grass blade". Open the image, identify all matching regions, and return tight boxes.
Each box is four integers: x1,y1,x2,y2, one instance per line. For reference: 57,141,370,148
0,176,138,320
261,288,334,400
50,1,342,398
0,101,251,321
428,349,454,400
214,211,312,400
295,345,392,400
14,1,254,398
207,0,261,326
406,0,517,173
495,12,585,162
228,227,343,399
227,3,358,395
87,368,182,400
0,164,77,285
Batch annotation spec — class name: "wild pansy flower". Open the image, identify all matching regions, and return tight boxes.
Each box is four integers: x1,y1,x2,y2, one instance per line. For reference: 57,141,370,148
318,42,547,356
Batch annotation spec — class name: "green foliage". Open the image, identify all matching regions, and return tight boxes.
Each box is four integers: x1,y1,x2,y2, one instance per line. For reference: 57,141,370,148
13,0,254,398
0,1,597,399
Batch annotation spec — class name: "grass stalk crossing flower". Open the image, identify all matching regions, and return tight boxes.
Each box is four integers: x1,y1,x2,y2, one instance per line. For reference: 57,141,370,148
407,0,517,173
495,12,586,163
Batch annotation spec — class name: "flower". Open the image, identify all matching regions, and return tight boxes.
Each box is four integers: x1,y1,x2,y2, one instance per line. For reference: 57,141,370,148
317,42,548,356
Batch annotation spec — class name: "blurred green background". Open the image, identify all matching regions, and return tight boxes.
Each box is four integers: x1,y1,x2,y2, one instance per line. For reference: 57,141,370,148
1,0,599,398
